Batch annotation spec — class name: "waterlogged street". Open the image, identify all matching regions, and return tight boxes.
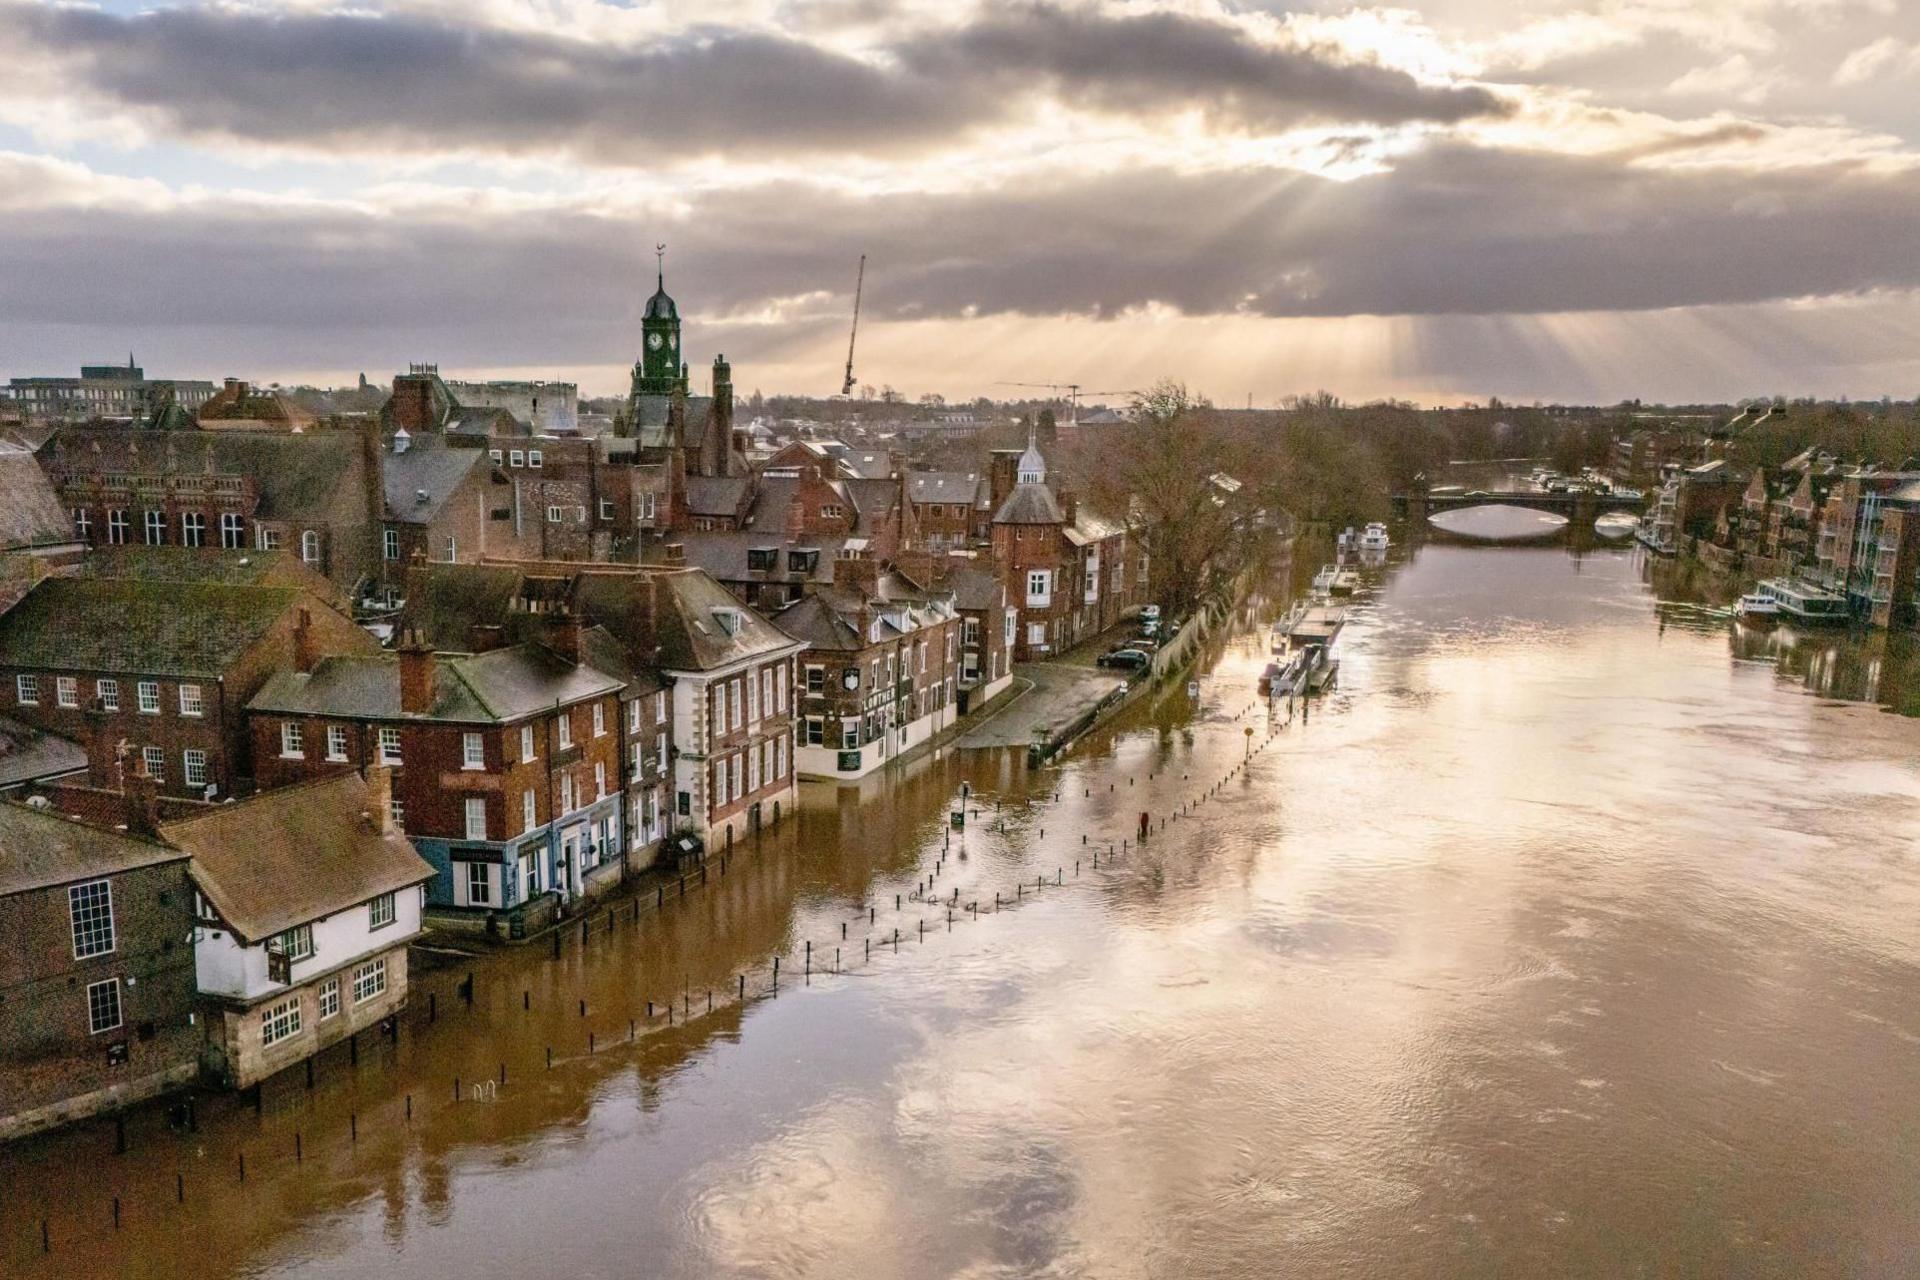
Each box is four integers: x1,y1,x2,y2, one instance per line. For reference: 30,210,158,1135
7,523,1920,1278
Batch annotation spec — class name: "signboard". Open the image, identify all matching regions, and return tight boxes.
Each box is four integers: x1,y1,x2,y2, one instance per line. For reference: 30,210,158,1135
837,749,863,773
266,944,291,985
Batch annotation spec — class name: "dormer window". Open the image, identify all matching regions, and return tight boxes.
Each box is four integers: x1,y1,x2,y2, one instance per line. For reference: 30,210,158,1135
747,547,778,573
713,608,742,637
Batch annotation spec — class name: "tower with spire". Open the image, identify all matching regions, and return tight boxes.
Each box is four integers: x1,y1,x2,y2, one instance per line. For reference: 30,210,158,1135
631,244,687,400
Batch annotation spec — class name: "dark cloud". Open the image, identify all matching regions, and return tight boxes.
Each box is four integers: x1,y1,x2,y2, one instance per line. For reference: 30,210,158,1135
0,2,1503,162
1,143,1917,371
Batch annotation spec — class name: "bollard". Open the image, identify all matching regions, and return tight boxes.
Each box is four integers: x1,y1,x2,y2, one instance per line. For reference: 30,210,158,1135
177,1172,185,1203
806,940,812,974
405,1094,412,1120
113,1196,120,1230
836,948,841,972
188,1096,197,1132
500,1061,508,1085
590,1032,596,1054
524,990,530,1010
896,894,901,910
658,885,665,907
870,906,876,925
919,919,924,941
583,919,589,944
629,1020,636,1040
351,1112,358,1142
453,1078,460,1103
708,990,713,1013
892,928,899,950
238,1152,246,1183
547,1047,553,1070
296,1130,305,1160
579,998,587,1017
865,937,871,960
739,973,746,1000
842,921,847,940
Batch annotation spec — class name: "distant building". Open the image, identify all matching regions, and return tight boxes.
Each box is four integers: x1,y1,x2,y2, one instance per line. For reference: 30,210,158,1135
444,379,579,434
196,378,316,432
2,359,216,425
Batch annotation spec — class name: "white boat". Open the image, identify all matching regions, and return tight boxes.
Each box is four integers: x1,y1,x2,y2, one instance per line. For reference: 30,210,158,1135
1311,565,1338,595
1746,578,1849,625
1733,592,1780,623
1359,522,1390,552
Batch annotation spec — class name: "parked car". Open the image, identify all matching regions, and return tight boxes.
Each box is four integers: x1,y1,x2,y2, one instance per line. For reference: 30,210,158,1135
1128,634,1161,651
1097,647,1151,671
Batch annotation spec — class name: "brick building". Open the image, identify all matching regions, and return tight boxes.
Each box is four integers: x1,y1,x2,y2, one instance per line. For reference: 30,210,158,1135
39,423,387,596
377,432,491,595
0,794,200,1141
0,578,377,801
773,556,962,780
248,623,634,931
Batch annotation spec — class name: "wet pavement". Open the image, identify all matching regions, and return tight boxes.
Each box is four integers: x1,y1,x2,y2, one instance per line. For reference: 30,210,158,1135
5,517,1920,1278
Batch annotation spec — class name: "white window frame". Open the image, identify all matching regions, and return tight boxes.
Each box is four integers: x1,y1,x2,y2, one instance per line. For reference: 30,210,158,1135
462,731,485,770
523,788,537,833
378,726,402,765
69,879,115,959
368,891,396,930
55,675,77,708
137,680,160,714
180,511,205,548
466,861,493,906
178,683,203,717
87,978,123,1036
557,712,572,749
326,724,349,762
281,720,304,759
520,723,535,762
318,977,341,1021
97,678,119,712
261,995,301,1046
592,703,606,737
15,673,38,705
183,748,209,788
220,512,245,550
142,746,165,782
301,530,321,564
383,528,400,561
464,795,488,841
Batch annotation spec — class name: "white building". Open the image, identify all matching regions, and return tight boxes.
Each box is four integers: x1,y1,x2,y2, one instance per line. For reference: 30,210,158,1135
163,769,432,1088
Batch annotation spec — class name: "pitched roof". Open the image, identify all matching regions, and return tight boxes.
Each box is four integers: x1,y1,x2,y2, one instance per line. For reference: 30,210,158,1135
770,593,864,650
945,563,1004,611
993,482,1064,525
383,436,487,525
685,475,752,517
0,443,77,552
650,569,801,671
674,531,844,586
42,427,365,521
907,471,986,506
0,716,88,788
0,800,185,899
78,546,351,614
250,642,624,724
161,773,432,943
0,578,303,677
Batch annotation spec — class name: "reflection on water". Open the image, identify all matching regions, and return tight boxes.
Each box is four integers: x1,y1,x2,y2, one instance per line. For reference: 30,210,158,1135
8,533,1920,1278
1429,504,1569,540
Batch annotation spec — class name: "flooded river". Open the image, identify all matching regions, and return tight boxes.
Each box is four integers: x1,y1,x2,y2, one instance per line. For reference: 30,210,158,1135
7,518,1920,1278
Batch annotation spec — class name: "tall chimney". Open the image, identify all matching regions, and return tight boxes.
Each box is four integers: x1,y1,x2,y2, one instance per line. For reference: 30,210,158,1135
547,609,585,665
292,607,318,674
364,763,395,836
398,628,436,715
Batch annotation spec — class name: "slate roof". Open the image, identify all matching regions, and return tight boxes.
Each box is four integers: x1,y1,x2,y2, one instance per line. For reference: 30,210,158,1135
79,546,351,614
250,640,624,724
0,442,77,552
992,482,1065,525
42,427,364,521
383,436,487,525
161,773,432,943
632,394,712,448
770,593,864,651
945,563,1004,611
0,800,185,899
0,578,303,677
651,569,801,671
674,531,844,586
0,716,88,788
907,471,987,507
685,475,752,518
844,478,902,531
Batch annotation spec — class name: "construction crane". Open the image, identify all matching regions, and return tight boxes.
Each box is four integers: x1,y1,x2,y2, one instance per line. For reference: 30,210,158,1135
840,254,866,397
994,381,1136,427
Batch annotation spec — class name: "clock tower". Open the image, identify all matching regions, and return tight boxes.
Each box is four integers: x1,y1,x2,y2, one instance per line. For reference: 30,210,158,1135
631,245,686,399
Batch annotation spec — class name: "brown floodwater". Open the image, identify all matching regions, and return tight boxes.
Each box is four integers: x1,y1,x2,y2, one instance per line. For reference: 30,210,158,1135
6,523,1920,1278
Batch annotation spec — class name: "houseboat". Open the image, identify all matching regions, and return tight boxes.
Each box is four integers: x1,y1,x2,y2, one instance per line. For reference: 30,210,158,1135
1743,578,1850,625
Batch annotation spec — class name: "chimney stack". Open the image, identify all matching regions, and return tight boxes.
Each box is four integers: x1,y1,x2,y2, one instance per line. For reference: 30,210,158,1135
364,763,395,836
125,759,162,837
292,607,318,674
546,609,585,665
397,628,435,715
833,551,881,599
468,623,506,654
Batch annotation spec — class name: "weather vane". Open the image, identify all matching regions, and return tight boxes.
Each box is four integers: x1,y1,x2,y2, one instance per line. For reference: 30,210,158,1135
656,242,666,288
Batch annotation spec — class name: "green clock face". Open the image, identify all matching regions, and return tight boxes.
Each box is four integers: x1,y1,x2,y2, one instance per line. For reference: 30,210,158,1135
647,332,664,351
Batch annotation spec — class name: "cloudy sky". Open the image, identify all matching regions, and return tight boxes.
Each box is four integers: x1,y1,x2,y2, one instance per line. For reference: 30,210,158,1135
3,0,1919,405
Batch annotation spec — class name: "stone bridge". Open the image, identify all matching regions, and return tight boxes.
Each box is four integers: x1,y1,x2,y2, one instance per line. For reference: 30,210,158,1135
1391,489,1647,530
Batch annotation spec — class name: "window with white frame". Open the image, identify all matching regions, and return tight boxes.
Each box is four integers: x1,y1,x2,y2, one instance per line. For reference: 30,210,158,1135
390,797,406,830
465,795,488,841
655,691,667,725
557,712,572,749
87,978,123,1035
181,511,205,547
712,757,728,807
72,507,91,540
592,702,605,737
807,664,825,693
731,752,744,798
326,724,349,762
842,717,859,749
598,499,615,521
594,760,606,798
261,995,301,1045
444,535,457,562
144,510,166,545
777,734,788,779
221,512,244,549
55,675,77,708
528,449,542,468
301,530,320,564
97,678,119,711
546,505,563,524
805,716,823,746
142,746,165,782
183,749,209,787
630,742,643,777
748,745,761,793
69,880,115,958
467,861,492,906
15,673,38,705
656,735,667,772
762,668,774,714
730,678,743,730
257,526,282,551
627,699,641,733
746,671,759,722
281,720,304,758
462,732,484,769
354,958,388,1002
107,509,128,544
378,727,402,764
318,977,341,1021
383,528,399,561
178,684,203,717
368,891,395,930
510,449,525,467
523,788,537,832
1028,622,1046,646
272,922,315,962
712,683,726,734
137,681,160,714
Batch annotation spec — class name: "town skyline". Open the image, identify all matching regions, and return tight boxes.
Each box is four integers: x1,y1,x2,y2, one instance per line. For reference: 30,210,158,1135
3,0,1919,405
